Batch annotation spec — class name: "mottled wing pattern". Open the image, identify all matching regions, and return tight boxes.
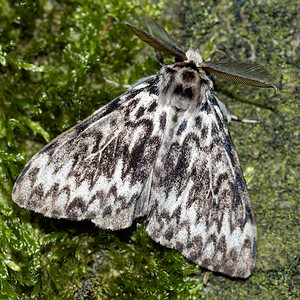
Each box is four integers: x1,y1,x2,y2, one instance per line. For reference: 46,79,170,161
147,94,257,278
12,77,164,230
12,15,274,278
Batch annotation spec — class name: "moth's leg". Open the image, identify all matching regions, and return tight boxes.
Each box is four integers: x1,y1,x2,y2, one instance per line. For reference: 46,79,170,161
230,115,260,124
203,272,210,285
103,77,131,89
104,75,156,90
215,95,260,124
154,49,164,64
130,75,156,89
214,95,232,123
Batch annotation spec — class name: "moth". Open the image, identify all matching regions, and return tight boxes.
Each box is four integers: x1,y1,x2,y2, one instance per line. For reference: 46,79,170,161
12,17,275,278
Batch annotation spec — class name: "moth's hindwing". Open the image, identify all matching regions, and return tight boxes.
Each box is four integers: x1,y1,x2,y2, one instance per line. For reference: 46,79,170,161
12,77,164,230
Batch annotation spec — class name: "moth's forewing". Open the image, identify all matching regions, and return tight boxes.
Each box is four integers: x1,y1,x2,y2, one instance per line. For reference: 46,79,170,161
12,16,277,279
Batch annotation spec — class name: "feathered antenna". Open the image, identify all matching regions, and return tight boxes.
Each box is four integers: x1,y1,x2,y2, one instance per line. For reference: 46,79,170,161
125,17,276,90
124,16,187,61
202,61,276,90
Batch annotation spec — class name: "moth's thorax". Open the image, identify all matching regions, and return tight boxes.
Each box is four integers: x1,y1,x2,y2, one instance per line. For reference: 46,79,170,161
159,56,213,112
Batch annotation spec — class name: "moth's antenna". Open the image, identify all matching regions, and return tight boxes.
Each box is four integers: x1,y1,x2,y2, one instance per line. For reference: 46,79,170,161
202,61,276,90
124,17,187,61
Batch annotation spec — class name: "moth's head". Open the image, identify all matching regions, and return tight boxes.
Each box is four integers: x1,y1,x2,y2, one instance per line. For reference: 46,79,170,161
185,49,203,66
125,17,276,90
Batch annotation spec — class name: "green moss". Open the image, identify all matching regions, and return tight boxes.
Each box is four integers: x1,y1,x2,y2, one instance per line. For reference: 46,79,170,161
0,0,298,298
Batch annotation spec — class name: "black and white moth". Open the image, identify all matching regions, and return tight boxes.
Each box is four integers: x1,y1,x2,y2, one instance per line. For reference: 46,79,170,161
12,17,275,278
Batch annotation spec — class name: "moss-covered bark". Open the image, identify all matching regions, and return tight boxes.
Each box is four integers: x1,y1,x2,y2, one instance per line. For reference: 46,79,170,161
0,0,298,299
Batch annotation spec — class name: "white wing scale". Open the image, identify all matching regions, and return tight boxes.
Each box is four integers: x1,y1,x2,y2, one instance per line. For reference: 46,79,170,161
12,77,165,230
12,55,257,278
145,61,256,278
146,94,256,278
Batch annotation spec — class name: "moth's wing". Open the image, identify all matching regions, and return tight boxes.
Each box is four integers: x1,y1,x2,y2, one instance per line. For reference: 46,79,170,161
12,77,164,230
146,95,257,278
